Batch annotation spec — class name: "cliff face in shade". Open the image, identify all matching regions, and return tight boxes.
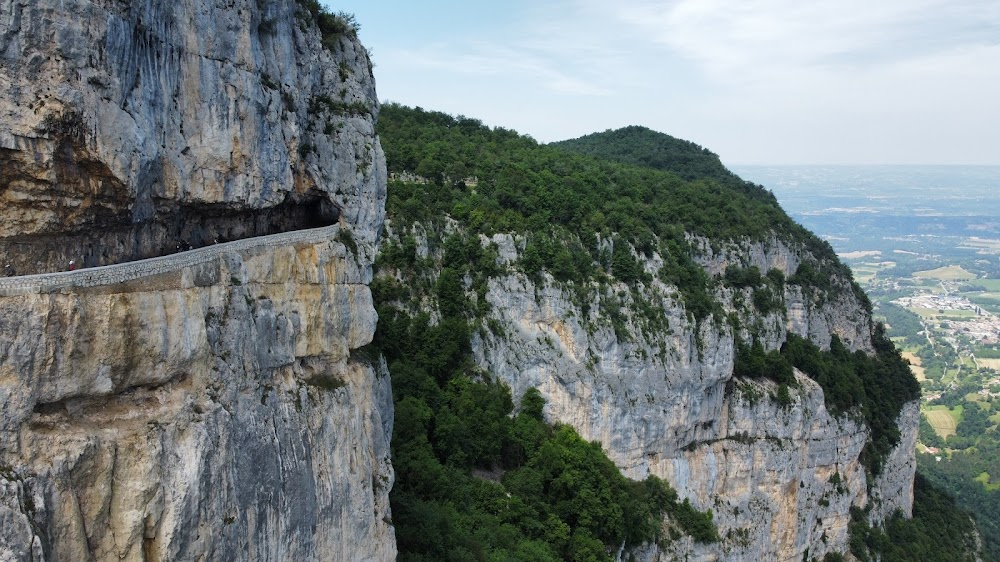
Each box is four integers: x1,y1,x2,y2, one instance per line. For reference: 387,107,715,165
0,0,393,560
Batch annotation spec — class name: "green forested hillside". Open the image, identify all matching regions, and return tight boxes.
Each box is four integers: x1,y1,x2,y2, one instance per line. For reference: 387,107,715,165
377,104,862,316
917,437,1000,558
376,105,921,464
373,274,719,560
551,125,773,204
847,474,984,562
381,106,818,252
372,103,979,561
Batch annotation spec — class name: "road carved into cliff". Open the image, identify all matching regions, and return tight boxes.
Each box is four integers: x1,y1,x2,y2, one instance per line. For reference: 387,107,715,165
0,224,343,296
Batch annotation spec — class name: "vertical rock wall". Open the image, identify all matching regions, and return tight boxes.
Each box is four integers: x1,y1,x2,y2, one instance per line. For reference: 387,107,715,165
0,0,393,560
0,237,394,561
464,233,917,561
0,0,385,264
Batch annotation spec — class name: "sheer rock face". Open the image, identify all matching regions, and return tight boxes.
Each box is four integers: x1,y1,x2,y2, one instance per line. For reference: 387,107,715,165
692,236,873,354
0,0,392,560
0,238,394,562
467,233,917,562
0,0,385,270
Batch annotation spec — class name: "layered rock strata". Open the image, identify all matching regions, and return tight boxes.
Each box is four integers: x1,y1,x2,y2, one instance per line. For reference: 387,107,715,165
0,229,393,562
0,0,393,560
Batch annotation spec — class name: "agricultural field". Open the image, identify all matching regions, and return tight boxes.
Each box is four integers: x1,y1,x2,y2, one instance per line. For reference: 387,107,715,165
959,238,1000,254
965,279,1000,315
839,250,883,259
970,279,1000,292
848,265,880,283
914,265,977,281
902,351,926,381
910,308,977,320
924,405,962,440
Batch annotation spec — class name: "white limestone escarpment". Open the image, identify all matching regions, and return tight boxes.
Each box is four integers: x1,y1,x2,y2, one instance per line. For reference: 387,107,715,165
0,0,385,271
0,0,393,560
0,233,394,562
400,228,917,561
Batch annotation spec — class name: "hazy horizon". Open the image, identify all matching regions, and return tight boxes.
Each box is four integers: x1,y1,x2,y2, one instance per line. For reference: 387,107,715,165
329,0,1000,166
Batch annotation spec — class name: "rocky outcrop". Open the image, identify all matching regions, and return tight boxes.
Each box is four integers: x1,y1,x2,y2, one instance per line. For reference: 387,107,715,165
457,233,917,561
0,0,385,272
867,401,919,525
693,236,873,353
0,233,393,561
0,0,392,560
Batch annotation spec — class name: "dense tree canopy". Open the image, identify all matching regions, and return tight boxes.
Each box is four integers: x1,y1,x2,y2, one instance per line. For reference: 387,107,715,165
848,473,985,562
373,271,719,561
377,103,864,321
380,105,838,250
918,424,1000,559
551,125,776,205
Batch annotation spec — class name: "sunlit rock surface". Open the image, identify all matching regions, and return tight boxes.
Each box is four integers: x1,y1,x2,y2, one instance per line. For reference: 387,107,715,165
0,0,393,559
462,234,916,561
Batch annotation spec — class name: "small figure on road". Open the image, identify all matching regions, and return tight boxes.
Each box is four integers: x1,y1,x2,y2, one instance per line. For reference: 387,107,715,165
68,260,77,271
4,263,14,277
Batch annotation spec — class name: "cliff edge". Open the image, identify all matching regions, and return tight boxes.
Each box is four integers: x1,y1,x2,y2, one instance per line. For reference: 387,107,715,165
374,107,922,561
0,1,392,560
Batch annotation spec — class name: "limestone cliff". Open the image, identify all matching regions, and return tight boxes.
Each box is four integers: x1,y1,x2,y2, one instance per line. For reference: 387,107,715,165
0,0,384,272
0,1,392,560
388,224,918,562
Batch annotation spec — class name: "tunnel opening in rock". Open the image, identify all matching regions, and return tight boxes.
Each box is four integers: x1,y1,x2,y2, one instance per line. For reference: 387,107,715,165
0,194,340,276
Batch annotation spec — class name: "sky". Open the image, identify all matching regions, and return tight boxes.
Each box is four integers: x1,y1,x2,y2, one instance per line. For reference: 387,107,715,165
325,1,1000,165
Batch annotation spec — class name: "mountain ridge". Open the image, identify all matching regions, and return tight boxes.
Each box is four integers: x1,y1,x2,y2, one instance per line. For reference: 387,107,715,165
372,103,982,561
551,125,778,205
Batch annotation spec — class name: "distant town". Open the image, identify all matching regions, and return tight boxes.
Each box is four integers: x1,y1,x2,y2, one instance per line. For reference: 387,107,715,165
893,290,1000,346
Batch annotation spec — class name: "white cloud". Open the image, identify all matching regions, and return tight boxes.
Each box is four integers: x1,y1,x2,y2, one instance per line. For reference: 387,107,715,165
392,43,612,96
349,0,1000,162
376,1,653,98
557,0,1000,163
602,0,1000,83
